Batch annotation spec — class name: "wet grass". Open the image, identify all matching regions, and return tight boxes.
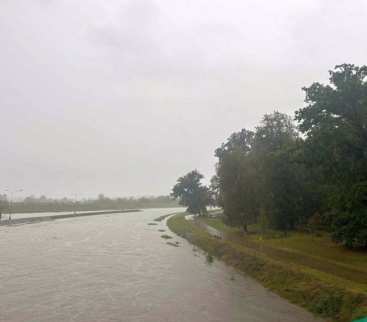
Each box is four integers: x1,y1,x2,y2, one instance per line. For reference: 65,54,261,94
167,213,367,322
199,217,367,286
154,212,177,222
199,217,235,234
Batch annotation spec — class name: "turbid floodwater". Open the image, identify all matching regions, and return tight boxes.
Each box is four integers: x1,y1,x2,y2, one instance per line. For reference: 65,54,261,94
0,208,322,322
7,210,119,220
0,210,140,226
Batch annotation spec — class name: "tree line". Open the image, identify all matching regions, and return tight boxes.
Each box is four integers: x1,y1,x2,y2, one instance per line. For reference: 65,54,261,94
0,194,178,213
172,64,367,249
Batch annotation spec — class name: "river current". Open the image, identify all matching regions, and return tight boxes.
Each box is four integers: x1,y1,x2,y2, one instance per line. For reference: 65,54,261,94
0,208,321,322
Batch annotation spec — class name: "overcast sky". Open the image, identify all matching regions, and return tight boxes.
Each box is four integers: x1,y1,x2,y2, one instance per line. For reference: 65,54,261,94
1,0,367,198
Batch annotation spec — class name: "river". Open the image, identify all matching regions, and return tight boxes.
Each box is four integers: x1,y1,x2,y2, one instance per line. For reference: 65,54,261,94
7,210,117,220
0,208,321,322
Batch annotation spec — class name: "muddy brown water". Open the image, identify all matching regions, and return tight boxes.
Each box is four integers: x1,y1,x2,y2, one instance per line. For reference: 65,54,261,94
0,208,322,322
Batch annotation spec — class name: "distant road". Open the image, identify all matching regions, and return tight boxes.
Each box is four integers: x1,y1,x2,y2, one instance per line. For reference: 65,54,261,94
0,209,140,226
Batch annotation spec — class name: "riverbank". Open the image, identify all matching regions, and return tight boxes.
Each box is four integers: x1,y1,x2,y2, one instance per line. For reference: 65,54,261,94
167,213,367,322
0,208,322,322
0,209,140,226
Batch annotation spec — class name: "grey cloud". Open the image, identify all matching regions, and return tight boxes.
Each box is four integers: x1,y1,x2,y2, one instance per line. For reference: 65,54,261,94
1,0,366,198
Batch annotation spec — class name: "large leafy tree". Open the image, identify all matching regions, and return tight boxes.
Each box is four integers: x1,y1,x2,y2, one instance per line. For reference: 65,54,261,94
253,111,298,154
209,175,221,207
171,170,211,215
295,64,367,248
215,129,258,230
252,112,316,231
263,141,319,231
214,112,318,233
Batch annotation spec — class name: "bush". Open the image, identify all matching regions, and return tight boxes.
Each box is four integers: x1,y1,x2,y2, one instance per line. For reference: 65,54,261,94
332,210,367,249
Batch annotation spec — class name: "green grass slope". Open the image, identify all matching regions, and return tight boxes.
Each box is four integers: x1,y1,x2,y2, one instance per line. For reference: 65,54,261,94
167,213,367,322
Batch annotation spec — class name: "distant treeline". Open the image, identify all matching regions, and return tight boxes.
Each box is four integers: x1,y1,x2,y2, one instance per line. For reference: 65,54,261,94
212,64,367,249
0,194,178,213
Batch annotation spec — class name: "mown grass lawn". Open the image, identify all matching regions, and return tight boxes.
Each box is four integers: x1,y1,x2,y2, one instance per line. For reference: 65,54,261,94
168,213,367,322
199,216,367,289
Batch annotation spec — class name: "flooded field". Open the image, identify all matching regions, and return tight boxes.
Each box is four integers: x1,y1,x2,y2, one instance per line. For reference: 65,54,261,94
0,208,321,322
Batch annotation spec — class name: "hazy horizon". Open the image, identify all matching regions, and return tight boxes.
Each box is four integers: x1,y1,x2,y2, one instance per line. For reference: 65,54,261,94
2,0,367,198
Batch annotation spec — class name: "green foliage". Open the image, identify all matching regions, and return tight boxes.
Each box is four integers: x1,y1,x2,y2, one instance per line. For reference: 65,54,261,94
295,63,367,248
258,209,270,235
215,128,258,228
171,170,212,215
211,64,367,248
332,210,367,249
214,111,319,232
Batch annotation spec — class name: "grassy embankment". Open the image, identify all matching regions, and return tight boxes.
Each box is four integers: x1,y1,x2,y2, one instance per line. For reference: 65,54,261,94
167,213,367,322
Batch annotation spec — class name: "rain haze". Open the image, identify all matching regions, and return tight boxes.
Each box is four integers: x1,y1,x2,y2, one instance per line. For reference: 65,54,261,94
1,0,367,198
1,2,367,322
